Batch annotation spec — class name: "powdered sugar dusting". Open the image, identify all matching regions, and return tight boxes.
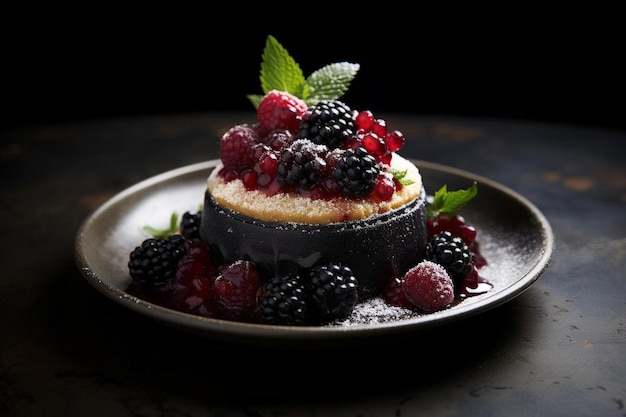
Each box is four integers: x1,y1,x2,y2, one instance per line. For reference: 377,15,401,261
330,297,418,326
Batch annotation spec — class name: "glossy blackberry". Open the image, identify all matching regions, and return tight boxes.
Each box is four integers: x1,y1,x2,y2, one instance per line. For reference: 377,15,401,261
298,100,355,149
259,274,309,325
180,211,201,239
276,139,327,190
425,231,473,284
333,146,380,198
128,234,186,285
309,263,359,323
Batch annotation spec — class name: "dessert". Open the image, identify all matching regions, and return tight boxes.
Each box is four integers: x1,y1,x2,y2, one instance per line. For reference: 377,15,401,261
202,141,427,301
126,35,490,326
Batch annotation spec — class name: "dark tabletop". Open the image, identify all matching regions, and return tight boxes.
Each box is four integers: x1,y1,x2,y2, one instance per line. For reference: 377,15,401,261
2,112,625,417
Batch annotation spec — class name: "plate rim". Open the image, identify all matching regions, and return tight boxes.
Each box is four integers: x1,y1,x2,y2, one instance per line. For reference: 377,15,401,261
75,159,554,342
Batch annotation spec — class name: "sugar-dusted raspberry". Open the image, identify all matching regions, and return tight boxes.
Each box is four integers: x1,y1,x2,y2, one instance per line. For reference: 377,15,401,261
219,125,260,172
257,90,308,134
402,260,455,312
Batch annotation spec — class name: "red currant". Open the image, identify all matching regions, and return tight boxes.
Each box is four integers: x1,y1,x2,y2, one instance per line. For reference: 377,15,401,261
384,130,405,152
355,110,375,131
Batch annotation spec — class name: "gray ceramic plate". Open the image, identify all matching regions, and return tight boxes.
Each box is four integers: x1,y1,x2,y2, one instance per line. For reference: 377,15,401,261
75,159,554,346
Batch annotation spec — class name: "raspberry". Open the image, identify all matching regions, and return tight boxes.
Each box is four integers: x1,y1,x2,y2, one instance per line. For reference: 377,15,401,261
219,125,259,172
257,90,308,134
308,263,359,323
169,264,218,317
213,260,265,322
128,235,186,285
402,260,455,312
165,239,219,317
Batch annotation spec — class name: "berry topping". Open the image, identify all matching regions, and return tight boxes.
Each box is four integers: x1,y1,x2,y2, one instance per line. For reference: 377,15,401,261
384,130,405,153
401,260,455,312
257,90,308,134
297,100,355,149
263,129,295,150
219,125,259,172
276,139,328,190
333,147,380,198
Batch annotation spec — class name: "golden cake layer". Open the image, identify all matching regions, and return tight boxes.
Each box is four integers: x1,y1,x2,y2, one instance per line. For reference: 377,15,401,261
207,153,422,224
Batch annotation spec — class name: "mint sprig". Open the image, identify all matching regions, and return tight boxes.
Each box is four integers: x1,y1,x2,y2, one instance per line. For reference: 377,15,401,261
305,62,360,105
143,212,179,238
390,168,415,186
247,35,359,108
427,181,478,218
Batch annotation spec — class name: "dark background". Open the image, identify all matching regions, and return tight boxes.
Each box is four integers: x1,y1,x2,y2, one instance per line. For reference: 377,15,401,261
4,14,625,131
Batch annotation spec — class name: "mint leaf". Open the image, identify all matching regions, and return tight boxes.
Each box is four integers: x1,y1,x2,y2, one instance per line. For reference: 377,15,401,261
249,35,360,108
247,94,263,109
390,168,415,186
259,35,306,95
305,62,360,106
143,212,179,238
427,181,478,218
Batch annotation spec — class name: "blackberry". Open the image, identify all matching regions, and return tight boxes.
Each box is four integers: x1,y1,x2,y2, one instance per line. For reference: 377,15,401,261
180,211,201,239
425,231,473,284
276,139,327,190
309,263,358,323
259,274,310,325
333,147,380,198
128,234,186,285
298,100,355,149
